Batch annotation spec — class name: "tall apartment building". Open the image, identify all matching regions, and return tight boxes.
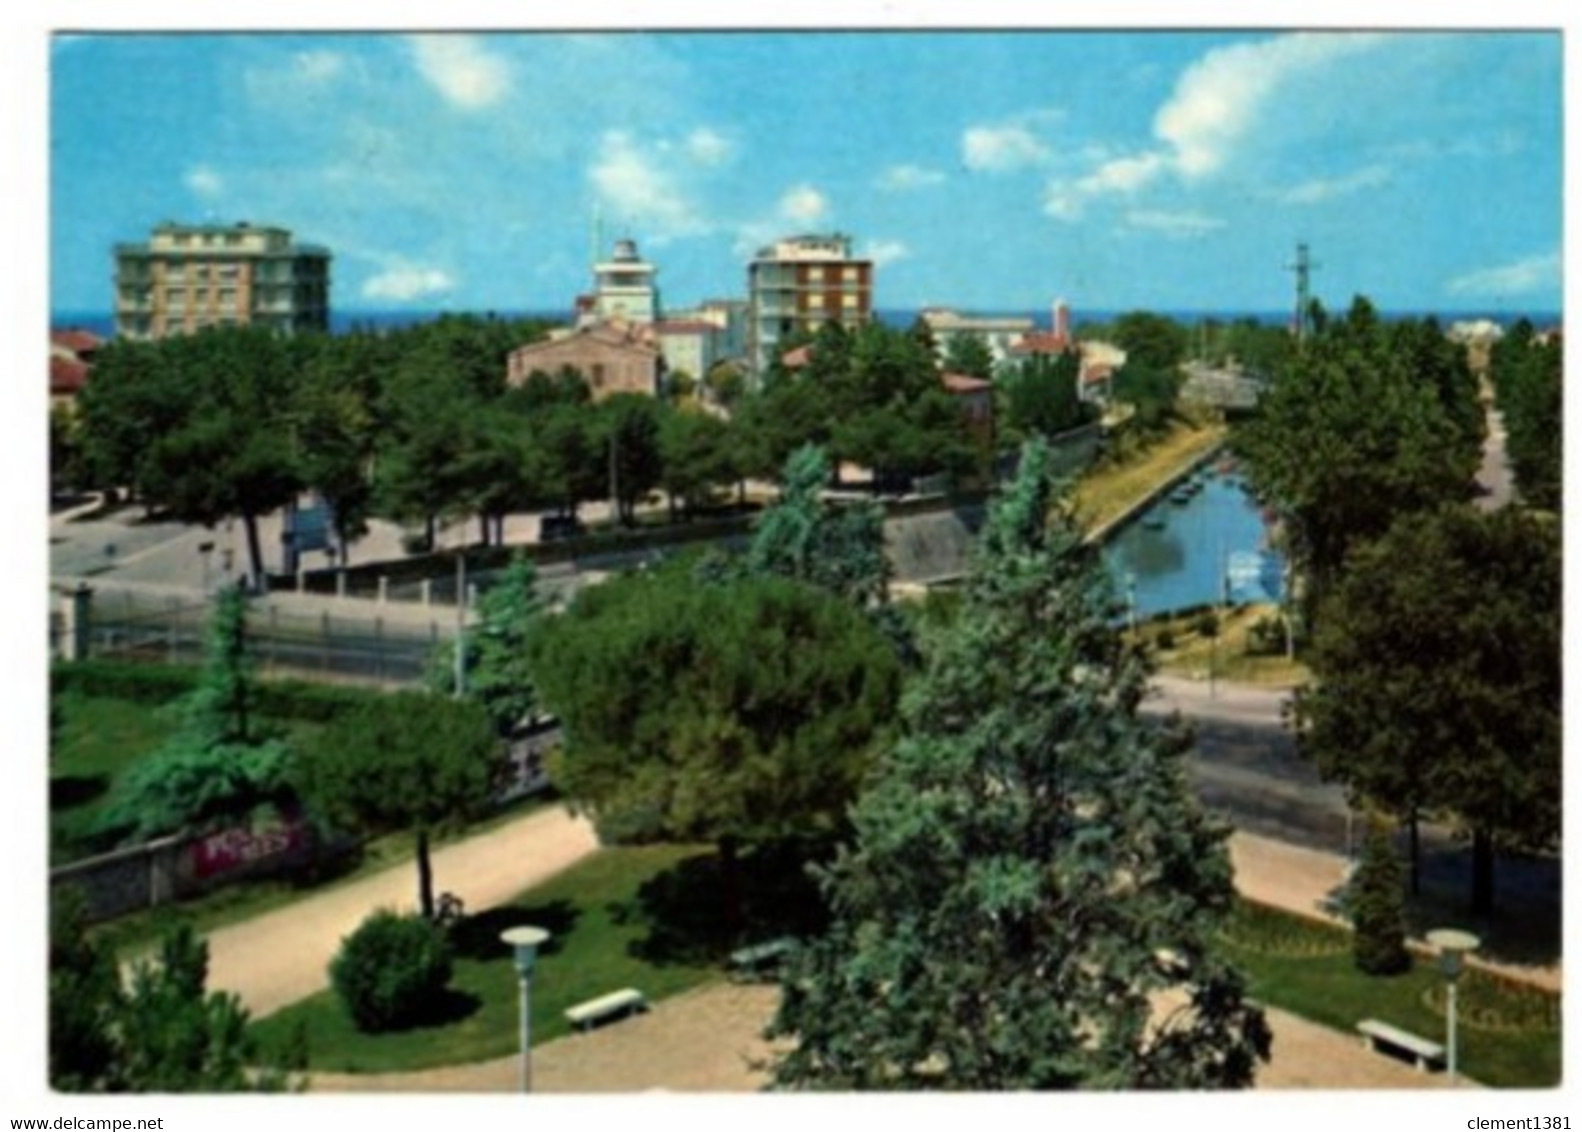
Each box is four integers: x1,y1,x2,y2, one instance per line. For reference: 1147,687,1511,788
113,221,331,340
747,233,872,375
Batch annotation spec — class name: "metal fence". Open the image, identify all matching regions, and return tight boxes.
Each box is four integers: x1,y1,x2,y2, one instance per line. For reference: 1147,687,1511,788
60,587,452,688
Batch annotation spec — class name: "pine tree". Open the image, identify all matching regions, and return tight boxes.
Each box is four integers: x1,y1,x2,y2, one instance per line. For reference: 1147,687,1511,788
430,552,545,734
1350,821,1410,976
95,585,292,844
767,438,1270,1090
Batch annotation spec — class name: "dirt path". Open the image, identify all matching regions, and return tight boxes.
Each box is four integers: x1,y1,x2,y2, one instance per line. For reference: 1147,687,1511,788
309,980,1447,1093
206,806,599,1019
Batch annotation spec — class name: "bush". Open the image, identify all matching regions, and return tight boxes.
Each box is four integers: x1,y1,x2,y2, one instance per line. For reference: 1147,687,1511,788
329,910,454,1032
1244,614,1286,657
1154,626,1177,651
1193,611,1219,638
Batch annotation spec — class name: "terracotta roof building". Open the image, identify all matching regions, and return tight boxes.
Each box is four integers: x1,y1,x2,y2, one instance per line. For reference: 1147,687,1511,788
506,320,661,401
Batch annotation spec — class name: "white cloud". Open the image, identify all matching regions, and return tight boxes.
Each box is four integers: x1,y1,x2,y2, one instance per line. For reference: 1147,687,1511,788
1155,33,1385,178
1125,210,1227,238
362,264,456,302
1279,164,1392,205
407,35,511,110
685,128,730,166
962,124,1051,172
590,131,706,240
1042,33,1388,224
877,164,946,192
865,240,909,267
184,165,224,199
1077,152,1167,196
779,184,830,226
1446,251,1560,298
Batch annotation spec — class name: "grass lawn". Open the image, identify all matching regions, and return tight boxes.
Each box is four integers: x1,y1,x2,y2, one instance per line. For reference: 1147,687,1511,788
1221,901,1560,1089
248,843,729,1074
50,691,180,864
1073,418,1228,538
1133,603,1311,687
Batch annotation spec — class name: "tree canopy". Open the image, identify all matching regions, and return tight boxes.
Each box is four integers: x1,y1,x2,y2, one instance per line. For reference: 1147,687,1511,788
1235,296,1480,621
295,691,500,919
768,438,1269,1090
530,564,902,878
429,553,545,734
50,897,286,1092
1296,504,1560,914
95,586,292,846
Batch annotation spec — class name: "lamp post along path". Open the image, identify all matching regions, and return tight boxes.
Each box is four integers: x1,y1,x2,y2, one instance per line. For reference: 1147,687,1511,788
1427,927,1480,1084
501,925,551,1093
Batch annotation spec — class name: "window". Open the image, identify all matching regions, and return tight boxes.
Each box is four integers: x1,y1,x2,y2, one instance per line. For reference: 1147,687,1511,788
591,363,606,389
805,266,825,284
843,266,860,283
841,293,859,309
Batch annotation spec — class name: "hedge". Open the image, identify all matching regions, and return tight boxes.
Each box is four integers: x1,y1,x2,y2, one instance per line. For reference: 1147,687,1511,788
51,659,385,722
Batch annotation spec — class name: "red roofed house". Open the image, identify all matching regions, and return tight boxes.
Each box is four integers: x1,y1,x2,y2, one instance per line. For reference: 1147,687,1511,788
50,328,102,411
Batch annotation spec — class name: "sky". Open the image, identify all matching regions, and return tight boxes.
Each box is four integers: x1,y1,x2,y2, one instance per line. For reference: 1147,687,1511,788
48,28,1563,320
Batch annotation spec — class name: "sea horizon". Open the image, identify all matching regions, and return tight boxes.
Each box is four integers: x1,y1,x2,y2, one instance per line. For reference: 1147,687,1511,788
50,305,1562,341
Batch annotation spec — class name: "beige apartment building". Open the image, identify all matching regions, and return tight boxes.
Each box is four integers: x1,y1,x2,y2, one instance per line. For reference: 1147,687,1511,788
113,221,331,340
747,233,872,376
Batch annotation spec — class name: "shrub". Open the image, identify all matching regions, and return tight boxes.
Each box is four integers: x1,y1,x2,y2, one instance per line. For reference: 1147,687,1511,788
1154,626,1177,651
1350,823,1410,976
329,910,453,1032
1193,611,1219,638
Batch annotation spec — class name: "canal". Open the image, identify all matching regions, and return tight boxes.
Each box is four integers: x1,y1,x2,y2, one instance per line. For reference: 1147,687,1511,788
1101,456,1285,619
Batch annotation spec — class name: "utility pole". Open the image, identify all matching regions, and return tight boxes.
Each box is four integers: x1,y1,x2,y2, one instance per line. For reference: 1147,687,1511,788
453,550,466,697
1286,242,1320,342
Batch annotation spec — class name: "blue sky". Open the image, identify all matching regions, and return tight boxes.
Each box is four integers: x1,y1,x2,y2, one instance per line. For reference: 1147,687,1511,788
50,29,1562,318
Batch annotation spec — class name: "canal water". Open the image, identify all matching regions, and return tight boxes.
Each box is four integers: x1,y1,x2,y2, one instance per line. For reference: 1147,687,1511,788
1101,458,1285,619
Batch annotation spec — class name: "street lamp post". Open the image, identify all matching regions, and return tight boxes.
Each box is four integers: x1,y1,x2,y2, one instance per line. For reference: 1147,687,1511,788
1426,928,1480,1084
500,925,551,1093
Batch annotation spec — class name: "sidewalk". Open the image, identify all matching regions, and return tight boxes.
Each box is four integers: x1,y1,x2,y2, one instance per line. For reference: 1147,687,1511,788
205,807,599,1019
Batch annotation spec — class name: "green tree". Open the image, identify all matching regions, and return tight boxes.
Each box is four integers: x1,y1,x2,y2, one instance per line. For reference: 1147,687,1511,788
1349,821,1410,976
1001,349,1089,439
600,393,665,527
50,905,282,1093
95,586,292,845
531,565,901,924
429,553,545,734
296,691,500,920
49,894,122,1090
1109,310,1189,373
294,330,389,563
1296,504,1560,914
1490,322,1561,511
942,331,994,380
1235,296,1478,623
659,406,739,518
130,327,308,583
767,438,1270,1090
747,444,889,609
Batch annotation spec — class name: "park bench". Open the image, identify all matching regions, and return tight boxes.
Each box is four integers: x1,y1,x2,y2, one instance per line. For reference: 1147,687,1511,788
1356,1018,1445,1072
565,988,648,1032
729,937,795,980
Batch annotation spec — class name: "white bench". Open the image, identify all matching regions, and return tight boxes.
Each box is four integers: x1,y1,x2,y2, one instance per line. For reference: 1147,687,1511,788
565,988,647,1032
1357,1018,1445,1072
